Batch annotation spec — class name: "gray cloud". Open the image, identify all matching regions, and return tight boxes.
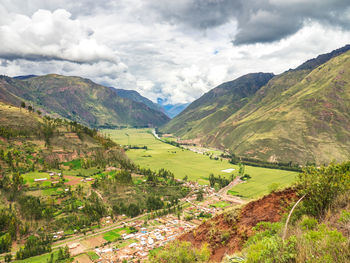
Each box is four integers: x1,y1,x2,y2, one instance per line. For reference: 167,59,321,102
145,0,350,45
0,0,350,104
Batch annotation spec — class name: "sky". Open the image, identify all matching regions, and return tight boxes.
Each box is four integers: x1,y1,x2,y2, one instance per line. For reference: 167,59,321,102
0,0,350,104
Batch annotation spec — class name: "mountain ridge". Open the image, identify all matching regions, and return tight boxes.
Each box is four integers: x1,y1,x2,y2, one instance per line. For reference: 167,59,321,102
162,45,350,164
0,74,170,128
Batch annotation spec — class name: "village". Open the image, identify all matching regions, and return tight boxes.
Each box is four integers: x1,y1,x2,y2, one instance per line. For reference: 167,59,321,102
51,180,238,263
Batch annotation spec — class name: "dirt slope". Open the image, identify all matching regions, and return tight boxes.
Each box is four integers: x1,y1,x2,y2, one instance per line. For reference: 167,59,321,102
179,188,297,262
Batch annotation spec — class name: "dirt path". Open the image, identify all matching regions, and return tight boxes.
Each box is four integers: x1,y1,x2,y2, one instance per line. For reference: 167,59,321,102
217,177,245,205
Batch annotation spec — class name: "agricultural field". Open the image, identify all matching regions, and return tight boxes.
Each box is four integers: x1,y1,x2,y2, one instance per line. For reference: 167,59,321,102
103,128,239,185
103,227,135,242
103,128,298,197
12,251,59,263
228,168,297,199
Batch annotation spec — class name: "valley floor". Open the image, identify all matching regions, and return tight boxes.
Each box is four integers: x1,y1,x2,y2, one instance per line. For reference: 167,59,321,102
103,128,297,198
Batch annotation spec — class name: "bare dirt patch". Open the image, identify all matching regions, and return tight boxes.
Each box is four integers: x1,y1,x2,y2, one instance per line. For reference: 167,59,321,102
68,242,87,256
64,175,82,186
81,235,106,249
74,254,93,263
179,188,297,262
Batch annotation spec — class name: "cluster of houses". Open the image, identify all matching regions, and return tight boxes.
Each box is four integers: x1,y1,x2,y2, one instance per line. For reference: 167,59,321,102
94,216,197,262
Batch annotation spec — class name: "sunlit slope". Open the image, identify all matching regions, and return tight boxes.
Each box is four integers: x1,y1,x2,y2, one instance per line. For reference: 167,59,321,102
205,50,350,164
0,74,169,128
163,46,350,164
162,73,274,137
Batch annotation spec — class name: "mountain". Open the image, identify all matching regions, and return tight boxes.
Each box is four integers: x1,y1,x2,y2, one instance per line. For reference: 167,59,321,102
111,88,164,113
161,103,190,118
162,45,350,164
157,98,190,118
0,74,170,128
162,72,274,136
13,75,38,80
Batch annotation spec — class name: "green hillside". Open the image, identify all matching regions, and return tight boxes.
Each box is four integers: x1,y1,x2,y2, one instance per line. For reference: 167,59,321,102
163,45,350,165
162,72,274,137
0,74,169,128
112,88,165,113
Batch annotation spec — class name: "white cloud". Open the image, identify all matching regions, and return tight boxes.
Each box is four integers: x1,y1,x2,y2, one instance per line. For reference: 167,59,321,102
0,1,350,105
0,8,116,63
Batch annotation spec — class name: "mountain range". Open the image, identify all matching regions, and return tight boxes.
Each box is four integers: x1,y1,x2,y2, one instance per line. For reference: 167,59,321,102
0,74,170,128
112,89,189,118
162,45,350,165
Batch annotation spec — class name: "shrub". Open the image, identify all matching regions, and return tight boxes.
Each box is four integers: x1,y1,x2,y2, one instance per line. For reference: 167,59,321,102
296,224,350,263
148,240,210,263
299,216,318,231
297,162,350,217
338,210,350,223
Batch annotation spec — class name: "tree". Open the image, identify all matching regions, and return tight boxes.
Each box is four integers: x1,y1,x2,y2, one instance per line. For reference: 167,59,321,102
196,190,204,201
4,254,12,262
20,102,26,109
209,173,215,188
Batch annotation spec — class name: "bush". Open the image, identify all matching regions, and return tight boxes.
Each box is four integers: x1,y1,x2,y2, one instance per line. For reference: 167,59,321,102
296,224,350,263
148,240,210,263
299,216,318,231
297,162,350,217
244,235,297,263
338,210,350,223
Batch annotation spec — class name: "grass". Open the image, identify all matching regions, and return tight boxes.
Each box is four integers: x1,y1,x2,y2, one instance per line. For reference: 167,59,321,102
228,167,297,199
86,251,100,261
115,239,138,249
22,172,51,187
13,251,59,263
210,201,231,208
42,187,64,196
102,129,297,194
103,227,134,242
103,128,240,185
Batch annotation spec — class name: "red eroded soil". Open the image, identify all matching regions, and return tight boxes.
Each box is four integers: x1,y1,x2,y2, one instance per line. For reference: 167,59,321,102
64,175,82,185
179,188,297,262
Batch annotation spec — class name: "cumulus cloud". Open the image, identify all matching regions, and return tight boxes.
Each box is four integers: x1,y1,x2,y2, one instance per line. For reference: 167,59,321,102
0,8,117,63
0,0,350,104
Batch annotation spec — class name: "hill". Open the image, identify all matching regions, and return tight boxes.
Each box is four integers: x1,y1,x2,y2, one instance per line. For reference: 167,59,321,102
111,88,165,113
0,74,170,128
162,45,350,165
0,101,124,173
161,102,191,118
162,72,274,137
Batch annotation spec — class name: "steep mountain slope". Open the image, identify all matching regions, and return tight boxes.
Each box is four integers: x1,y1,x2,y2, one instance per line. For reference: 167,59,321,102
162,72,274,136
163,45,350,164
0,74,169,128
111,88,164,113
161,103,190,118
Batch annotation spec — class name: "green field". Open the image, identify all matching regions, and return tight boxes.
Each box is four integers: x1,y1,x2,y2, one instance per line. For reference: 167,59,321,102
228,168,297,199
87,251,100,261
103,227,135,242
103,128,297,197
210,201,231,208
13,251,59,263
22,172,51,187
103,128,239,184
